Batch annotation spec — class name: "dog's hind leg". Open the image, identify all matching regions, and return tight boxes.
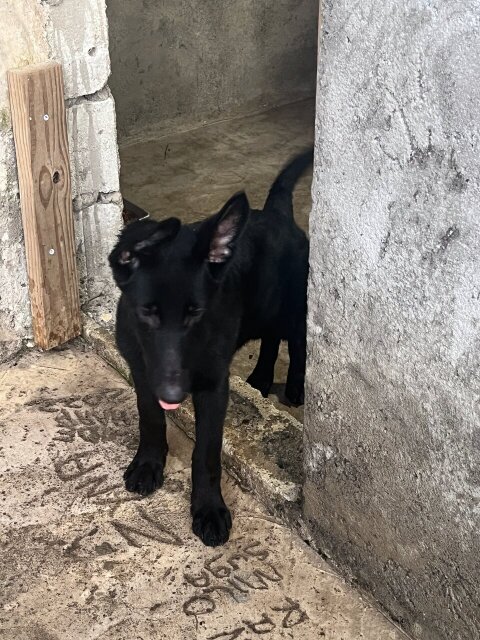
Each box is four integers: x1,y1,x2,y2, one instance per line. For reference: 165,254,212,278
191,377,232,547
246,335,281,398
284,249,308,407
123,365,168,496
285,320,307,407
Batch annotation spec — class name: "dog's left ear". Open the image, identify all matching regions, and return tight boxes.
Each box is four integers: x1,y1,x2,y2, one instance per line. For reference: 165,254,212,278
194,192,249,266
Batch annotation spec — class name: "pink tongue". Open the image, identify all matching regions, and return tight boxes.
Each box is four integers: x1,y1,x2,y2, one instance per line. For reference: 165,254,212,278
159,400,181,411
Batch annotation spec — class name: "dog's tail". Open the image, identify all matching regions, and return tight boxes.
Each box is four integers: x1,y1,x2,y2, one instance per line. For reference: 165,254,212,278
263,147,314,217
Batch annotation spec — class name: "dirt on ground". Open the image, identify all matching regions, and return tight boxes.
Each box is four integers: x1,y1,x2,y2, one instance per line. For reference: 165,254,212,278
0,344,405,640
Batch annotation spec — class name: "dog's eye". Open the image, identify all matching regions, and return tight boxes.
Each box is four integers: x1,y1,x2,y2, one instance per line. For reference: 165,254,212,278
137,305,160,328
184,305,205,326
188,306,204,317
140,304,158,316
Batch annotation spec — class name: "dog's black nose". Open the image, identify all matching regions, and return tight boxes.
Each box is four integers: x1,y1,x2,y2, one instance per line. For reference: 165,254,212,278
159,386,185,405
155,369,188,408
158,384,186,410
157,373,187,405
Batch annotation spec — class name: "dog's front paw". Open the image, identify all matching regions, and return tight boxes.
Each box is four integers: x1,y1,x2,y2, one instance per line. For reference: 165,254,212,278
192,504,232,547
123,456,165,496
284,382,304,407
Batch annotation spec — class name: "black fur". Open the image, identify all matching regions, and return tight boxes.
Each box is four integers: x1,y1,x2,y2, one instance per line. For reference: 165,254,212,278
109,149,312,546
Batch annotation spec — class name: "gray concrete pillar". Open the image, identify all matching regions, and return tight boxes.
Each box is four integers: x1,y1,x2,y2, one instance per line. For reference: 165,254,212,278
305,2,480,639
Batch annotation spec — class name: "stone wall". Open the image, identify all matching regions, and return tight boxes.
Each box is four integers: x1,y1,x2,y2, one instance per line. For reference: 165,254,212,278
107,0,319,143
304,2,480,639
0,0,122,357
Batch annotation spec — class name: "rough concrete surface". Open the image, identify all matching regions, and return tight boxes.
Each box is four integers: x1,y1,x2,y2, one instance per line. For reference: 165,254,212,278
67,89,120,206
120,99,315,422
107,0,318,141
0,326,24,365
0,0,50,340
44,0,110,100
0,346,405,640
305,2,480,639
82,314,131,382
75,203,122,323
0,131,31,342
0,0,122,342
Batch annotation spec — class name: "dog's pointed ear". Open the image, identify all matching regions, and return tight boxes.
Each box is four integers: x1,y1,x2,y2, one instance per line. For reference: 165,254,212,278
194,192,249,267
109,217,181,286
131,217,180,253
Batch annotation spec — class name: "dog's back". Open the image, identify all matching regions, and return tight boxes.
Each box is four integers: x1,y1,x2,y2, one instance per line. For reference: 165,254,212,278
227,150,311,342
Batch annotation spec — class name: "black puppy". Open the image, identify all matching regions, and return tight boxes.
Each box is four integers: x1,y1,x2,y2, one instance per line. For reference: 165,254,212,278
109,149,312,546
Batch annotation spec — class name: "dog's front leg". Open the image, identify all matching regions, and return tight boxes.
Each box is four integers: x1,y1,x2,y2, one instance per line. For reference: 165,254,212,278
124,367,168,496
191,376,232,546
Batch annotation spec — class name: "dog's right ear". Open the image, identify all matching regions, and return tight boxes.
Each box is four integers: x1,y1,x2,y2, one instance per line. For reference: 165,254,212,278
109,217,180,286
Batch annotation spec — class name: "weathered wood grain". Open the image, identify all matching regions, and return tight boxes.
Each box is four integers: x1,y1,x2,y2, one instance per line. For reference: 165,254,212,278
7,62,81,349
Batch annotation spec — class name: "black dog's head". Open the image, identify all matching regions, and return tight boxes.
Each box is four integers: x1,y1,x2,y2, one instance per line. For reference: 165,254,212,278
109,192,249,409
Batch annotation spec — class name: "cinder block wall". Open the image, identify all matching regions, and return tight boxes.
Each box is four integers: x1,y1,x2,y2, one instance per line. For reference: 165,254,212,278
304,2,480,639
0,0,122,357
107,0,319,143
0,1,49,357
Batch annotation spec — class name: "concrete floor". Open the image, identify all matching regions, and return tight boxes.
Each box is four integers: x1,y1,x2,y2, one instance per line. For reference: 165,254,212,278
0,345,406,639
119,99,315,423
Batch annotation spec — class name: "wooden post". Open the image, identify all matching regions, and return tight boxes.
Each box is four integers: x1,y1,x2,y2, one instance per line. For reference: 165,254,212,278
7,62,81,350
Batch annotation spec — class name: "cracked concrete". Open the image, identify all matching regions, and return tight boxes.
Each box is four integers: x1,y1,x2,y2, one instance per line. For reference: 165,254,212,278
73,191,122,212
0,344,406,640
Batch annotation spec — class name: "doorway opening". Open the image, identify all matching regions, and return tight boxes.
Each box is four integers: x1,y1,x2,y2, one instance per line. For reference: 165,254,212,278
106,1,319,423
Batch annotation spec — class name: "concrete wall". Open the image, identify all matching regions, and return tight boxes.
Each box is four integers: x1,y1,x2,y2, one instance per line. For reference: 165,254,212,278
305,2,480,639
0,0,49,357
107,0,319,142
0,0,122,357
